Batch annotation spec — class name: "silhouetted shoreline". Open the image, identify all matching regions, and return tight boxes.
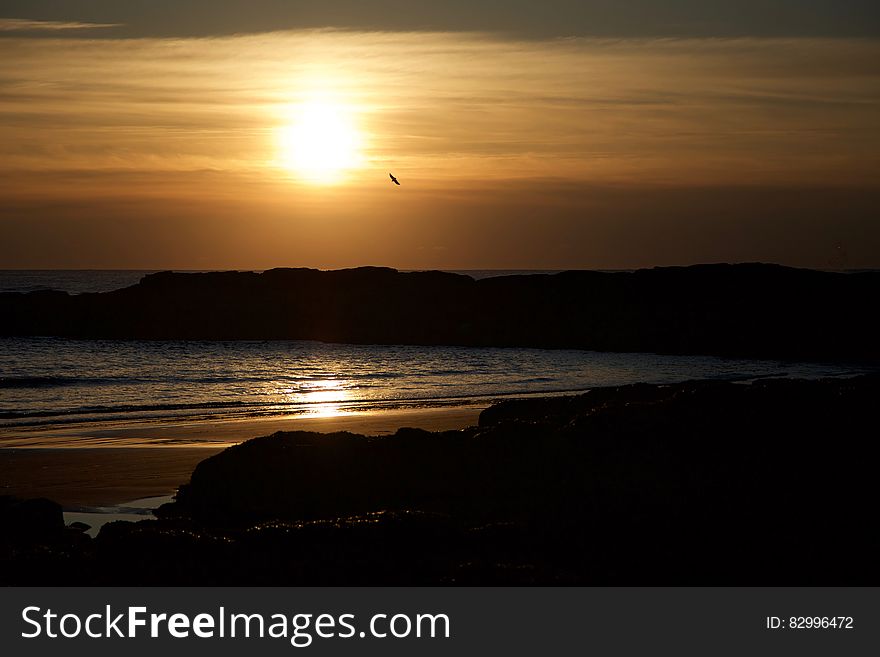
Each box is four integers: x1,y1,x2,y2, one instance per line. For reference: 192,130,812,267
3,375,878,585
2,263,879,362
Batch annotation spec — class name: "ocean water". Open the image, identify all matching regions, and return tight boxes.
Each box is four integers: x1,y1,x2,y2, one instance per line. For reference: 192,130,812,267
0,337,868,437
1,269,873,439
0,270,159,295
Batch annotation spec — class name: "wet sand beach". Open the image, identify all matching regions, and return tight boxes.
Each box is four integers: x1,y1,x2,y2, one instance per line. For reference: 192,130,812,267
0,406,483,507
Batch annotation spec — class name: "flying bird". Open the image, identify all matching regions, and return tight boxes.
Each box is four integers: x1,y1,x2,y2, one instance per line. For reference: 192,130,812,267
389,173,400,185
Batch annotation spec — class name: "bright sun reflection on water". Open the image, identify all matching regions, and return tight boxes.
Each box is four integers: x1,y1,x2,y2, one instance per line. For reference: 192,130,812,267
275,379,350,418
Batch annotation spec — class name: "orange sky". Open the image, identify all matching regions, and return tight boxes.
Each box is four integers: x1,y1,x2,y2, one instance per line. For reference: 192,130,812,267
1,29,879,268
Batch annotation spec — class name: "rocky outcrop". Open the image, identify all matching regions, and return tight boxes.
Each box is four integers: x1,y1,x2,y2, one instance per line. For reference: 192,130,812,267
137,375,880,584
3,375,879,585
0,496,90,585
2,264,878,362
0,496,65,542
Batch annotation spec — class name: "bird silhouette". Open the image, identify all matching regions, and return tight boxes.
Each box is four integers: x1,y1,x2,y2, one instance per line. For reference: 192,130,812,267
389,173,400,185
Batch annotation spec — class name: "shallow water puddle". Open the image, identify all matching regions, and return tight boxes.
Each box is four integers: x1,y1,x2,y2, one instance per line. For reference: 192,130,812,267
63,495,173,538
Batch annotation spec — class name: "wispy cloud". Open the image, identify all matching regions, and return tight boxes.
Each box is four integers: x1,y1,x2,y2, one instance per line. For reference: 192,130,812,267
0,18,122,32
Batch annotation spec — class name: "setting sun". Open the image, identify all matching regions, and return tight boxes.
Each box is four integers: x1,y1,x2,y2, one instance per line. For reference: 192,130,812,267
276,100,363,184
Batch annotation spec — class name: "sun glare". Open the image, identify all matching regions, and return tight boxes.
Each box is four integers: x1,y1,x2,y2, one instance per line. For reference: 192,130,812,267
277,100,363,184
274,378,351,418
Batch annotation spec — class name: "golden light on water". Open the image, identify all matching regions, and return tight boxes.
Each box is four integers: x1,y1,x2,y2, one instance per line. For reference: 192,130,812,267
276,379,350,418
306,403,346,418
276,98,364,184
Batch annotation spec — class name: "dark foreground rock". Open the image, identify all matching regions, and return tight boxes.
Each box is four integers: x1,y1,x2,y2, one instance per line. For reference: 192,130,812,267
0,496,64,541
0,496,90,583
2,263,879,362
3,375,879,585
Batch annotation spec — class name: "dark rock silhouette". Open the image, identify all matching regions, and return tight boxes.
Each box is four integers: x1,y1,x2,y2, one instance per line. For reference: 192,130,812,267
0,496,89,584
0,496,64,542
3,375,878,585
2,263,878,362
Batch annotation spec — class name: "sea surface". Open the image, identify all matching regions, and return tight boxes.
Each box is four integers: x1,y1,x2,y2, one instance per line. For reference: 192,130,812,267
0,337,869,437
0,270,873,439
